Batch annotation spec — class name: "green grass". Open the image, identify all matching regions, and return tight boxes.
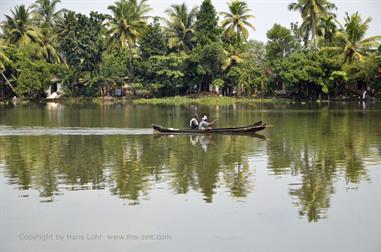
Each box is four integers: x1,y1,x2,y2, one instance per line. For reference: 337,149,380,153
0,96,290,106
133,96,290,105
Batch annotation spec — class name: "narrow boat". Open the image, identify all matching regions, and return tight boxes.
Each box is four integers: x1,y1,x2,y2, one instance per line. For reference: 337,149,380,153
152,121,266,134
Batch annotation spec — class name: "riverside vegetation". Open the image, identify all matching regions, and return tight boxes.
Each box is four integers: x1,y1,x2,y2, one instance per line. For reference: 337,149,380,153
0,0,380,100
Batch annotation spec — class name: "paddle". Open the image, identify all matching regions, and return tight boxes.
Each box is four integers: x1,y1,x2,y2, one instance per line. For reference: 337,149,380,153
209,119,217,126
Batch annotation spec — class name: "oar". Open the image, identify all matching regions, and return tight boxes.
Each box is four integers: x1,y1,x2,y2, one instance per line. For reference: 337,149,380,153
210,119,217,126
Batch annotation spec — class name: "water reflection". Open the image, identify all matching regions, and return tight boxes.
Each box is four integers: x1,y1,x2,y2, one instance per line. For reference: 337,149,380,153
0,102,380,222
0,134,262,204
189,135,214,152
265,106,379,222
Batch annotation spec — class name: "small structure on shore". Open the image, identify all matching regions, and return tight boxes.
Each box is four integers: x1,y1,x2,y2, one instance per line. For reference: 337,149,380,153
46,77,63,98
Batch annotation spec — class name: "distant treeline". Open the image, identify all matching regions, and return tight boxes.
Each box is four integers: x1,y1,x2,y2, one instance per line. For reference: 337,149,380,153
0,0,380,99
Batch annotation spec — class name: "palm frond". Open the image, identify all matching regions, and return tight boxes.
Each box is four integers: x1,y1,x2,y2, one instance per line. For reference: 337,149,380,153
220,0,255,42
360,35,381,44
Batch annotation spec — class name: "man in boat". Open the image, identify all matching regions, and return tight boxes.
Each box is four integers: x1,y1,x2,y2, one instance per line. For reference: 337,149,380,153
189,113,199,129
198,115,216,130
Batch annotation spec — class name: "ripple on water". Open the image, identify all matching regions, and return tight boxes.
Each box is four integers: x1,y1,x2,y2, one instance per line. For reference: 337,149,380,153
0,126,154,136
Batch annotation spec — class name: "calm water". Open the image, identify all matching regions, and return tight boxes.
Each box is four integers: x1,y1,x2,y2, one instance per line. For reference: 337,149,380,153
0,101,380,252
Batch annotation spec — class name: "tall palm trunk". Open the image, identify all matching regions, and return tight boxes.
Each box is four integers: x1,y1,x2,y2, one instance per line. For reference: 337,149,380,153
311,16,318,49
236,26,240,44
1,72,17,96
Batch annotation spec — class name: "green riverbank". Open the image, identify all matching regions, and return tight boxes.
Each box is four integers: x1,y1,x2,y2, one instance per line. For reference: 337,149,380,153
133,96,292,105
0,96,292,105
2,95,378,106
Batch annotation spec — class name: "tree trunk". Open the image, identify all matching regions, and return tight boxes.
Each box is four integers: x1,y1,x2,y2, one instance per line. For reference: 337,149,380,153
1,71,17,96
237,83,243,96
201,75,212,92
198,76,204,93
306,85,309,98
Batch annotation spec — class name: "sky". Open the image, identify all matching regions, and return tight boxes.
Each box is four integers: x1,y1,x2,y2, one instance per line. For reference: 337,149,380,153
0,0,380,42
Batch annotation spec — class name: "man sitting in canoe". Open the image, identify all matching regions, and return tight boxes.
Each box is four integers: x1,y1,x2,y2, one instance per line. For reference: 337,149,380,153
189,113,199,129
198,115,216,130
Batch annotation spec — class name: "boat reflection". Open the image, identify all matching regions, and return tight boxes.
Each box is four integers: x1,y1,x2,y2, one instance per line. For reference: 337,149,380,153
190,135,214,152
0,102,379,222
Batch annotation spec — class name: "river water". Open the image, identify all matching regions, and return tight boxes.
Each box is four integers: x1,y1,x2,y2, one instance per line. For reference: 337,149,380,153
0,101,380,252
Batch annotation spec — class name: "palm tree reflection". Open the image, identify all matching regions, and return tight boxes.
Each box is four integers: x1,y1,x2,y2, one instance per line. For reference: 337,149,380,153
0,110,377,222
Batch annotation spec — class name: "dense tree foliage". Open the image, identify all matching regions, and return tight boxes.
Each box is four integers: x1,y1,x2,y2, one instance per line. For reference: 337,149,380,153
266,24,300,60
136,54,186,96
0,0,380,99
58,11,106,95
139,18,167,58
280,51,326,96
1,45,60,97
189,42,225,92
0,40,9,71
194,0,221,47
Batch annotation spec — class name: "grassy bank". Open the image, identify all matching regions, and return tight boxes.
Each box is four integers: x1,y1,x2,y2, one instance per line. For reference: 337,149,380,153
1,96,287,105
132,96,291,106
2,96,377,106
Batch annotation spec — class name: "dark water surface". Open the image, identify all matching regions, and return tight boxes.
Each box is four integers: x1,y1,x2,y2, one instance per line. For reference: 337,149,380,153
0,101,380,252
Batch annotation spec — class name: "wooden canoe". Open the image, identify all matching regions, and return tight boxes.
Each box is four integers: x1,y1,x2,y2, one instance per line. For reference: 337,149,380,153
152,121,266,134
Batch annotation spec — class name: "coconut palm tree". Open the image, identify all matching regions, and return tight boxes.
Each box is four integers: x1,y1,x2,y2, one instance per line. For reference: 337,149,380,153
288,0,336,48
31,0,67,27
164,3,198,53
0,41,9,72
222,44,249,70
55,11,75,39
30,0,65,64
333,12,381,63
0,40,17,95
317,15,339,45
1,5,43,48
132,0,151,19
222,43,250,95
36,35,61,64
220,0,255,44
105,0,152,50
